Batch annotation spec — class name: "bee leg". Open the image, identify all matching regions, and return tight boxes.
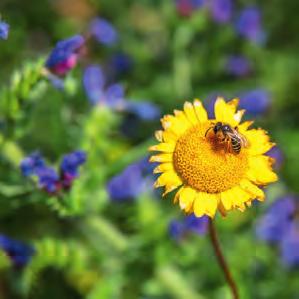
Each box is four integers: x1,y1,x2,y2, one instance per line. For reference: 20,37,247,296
224,137,231,153
205,127,213,138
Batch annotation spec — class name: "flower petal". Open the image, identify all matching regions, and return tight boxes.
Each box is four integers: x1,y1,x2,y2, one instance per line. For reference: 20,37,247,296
247,156,278,185
220,186,252,211
174,109,193,126
161,114,189,136
183,102,198,125
245,129,275,155
163,184,180,197
149,153,173,163
240,179,265,201
193,192,218,217
214,97,242,126
238,120,253,132
193,99,208,123
153,163,174,174
178,186,196,212
154,171,182,188
149,143,175,153
154,130,163,142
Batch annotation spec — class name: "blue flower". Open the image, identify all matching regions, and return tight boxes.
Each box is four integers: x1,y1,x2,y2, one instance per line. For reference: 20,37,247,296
45,35,84,75
209,0,233,23
109,53,133,77
83,65,126,108
0,235,35,267
175,0,205,17
169,214,208,241
106,157,157,202
281,224,299,267
266,146,284,170
89,18,118,46
21,152,59,193
36,166,60,194
256,196,295,243
169,220,185,241
256,195,299,267
124,101,161,121
60,151,86,189
21,151,86,194
225,55,251,77
20,152,45,177
235,6,265,44
107,163,144,201
0,21,9,40
184,214,209,235
60,151,87,178
238,89,270,116
83,65,160,120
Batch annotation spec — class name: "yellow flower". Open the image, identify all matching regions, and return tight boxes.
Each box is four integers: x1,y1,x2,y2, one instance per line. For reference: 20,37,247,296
149,98,278,218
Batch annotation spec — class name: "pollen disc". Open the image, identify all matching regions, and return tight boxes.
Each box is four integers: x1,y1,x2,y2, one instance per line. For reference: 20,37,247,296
173,123,249,193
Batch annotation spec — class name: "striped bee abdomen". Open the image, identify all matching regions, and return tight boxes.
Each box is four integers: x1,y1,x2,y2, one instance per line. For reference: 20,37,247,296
231,136,241,153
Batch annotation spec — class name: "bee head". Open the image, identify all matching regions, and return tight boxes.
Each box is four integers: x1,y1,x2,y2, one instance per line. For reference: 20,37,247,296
214,122,223,134
222,124,232,133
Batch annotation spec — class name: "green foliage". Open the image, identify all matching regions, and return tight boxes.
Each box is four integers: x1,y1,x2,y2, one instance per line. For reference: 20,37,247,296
21,238,89,295
0,0,299,298
0,58,45,122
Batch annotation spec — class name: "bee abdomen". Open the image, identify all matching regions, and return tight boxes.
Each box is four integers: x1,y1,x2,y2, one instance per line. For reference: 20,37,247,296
231,137,241,153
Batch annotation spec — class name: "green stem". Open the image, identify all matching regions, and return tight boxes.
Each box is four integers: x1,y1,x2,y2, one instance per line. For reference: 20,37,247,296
208,218,239,299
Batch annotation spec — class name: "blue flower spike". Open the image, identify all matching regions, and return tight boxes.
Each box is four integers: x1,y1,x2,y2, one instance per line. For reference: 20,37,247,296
0,235,35,268
0,21,9,40
45,35,85,76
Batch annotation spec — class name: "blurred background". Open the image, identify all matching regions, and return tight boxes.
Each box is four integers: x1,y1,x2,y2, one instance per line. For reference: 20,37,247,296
0,0,299,298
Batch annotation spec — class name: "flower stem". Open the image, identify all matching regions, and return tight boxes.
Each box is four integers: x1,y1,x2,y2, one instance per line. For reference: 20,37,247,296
208,218,239,299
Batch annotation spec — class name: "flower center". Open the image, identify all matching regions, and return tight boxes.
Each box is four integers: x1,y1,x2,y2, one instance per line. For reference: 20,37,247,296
173,122,249,193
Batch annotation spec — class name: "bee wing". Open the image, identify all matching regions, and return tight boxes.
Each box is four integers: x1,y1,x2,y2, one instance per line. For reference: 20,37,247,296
225,131,236,140
232,129,249,148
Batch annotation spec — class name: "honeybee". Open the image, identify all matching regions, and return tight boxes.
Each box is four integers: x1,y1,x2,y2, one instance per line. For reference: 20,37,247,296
205,122,248,154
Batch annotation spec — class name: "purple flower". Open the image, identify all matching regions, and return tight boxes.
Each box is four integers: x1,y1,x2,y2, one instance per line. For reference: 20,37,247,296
83,65,160,120
256,196,295,243
109,53,133,76
36,166,60,194
60,151,86,178
169,214,208,241
20,152,46,177
175,0,205,17
60,151,86,189
0,235,35,268
238,89,270,116
225,55,251,77
0,21,9,40
266,146,284,170
184,214,209,234
235,6,265,44
45,35,84,76
256,195,299,267
281,224,299,267
21,151,86,194
20,152,59,193
209,0,233,23
124,101,160,121
89,18,118,46
107,163,144,201
169,220,185,241
83,65,126,108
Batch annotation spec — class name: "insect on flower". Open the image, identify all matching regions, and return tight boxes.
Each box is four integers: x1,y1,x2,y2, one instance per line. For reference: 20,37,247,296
149,97,277,217
205,121,249,154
